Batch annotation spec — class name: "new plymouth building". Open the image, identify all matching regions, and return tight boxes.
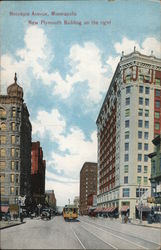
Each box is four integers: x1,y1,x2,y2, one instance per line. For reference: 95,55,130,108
0,73,32,209
96,49,161,218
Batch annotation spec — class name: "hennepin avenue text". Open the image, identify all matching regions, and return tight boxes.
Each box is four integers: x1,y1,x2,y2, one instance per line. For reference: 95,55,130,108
9,10,111,26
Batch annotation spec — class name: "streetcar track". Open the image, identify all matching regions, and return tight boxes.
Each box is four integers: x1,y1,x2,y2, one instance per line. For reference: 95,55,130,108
80,220,148,250
80,217,160,247
79,223,118,249
71,224,86,249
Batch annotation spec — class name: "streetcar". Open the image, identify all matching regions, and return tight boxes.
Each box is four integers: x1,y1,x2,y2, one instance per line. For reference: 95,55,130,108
63,204,78,220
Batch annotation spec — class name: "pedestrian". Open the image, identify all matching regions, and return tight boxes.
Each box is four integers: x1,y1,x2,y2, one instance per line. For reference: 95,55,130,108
20,213,23,223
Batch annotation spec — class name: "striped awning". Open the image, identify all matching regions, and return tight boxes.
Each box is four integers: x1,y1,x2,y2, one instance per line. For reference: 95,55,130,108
0,206,9,213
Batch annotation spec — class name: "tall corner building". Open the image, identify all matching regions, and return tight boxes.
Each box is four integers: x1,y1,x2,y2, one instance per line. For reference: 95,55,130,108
0,73,32,207
80,162,97,215
96,50,161,218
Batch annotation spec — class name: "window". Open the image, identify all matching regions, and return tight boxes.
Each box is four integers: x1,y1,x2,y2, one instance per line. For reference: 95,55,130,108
126,75,131,83
122,188,130,197
144,132,149,139
155,90,160,96
137,176,142,184
0,123,6,131
0,108,6,119
10,187,14,195
145,87,150,94
145,110,149,117
1,187,5,195
0,136,6,144
138,154,142,161
125,109,130,117
16,187,19,196
12,108,16,118
124,165,128,173
124,154,129,162
0,161,6,170
138,131,142,138
0,149,6,157
138,109,143,116
126,86,131,94
155,112,160,119
144,166,148,173
155,78,161,86
11,148,15,157
15,161,19,171
138,143,142,150
139,86,144,93
144,177,148,185
145,98,149,106
145,75,150,81
125,143,129,151
11,135,16,144
138,120,143,128
139,97,143,105
126,97,130,105
144,155,148,162
125,131,129,139
137,165,142,173
125,120,130,128
139,75,144,82
155,123,160,130
124,176,128,184
11,122,16,131
10,174,14,183
144,143,148,151
155,100,160,108
145,121,149,128
16,174,19,183
11,161,15,170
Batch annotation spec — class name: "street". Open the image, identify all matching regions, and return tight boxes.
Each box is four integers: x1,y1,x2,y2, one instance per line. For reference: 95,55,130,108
1,216,160,249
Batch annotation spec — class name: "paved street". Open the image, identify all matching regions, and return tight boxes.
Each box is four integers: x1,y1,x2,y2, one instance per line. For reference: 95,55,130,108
1,216,160,249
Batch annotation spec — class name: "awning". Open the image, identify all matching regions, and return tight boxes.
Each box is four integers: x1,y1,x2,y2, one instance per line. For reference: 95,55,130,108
121,206,129,212
94,207,103,212
0,206,9,213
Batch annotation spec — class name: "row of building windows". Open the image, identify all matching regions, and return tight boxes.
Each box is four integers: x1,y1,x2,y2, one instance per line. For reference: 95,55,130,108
123,176,148,185
126,97,160,108
0,122,20,131
0,148,20,157
0,161,19,170
123,187,149,198
0,107,21,119
124,165,148,173
0,187,19,195
124,153,149,162
124,142,149,151
0,135,20,145
125,120,150,129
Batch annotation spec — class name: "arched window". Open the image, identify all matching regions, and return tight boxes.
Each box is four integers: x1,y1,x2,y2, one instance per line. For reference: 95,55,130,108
0,148,6,157
0,108,6,119
0,123,7,131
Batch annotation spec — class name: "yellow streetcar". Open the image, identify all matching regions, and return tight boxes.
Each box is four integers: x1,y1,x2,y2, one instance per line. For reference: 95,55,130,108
63,205,78,220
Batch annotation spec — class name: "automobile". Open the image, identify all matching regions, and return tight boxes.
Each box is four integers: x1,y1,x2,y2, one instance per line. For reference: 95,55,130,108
41,209,51,220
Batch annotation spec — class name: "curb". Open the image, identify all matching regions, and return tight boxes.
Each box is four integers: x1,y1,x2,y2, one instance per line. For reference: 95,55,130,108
0,221,26,230
131,222,161,229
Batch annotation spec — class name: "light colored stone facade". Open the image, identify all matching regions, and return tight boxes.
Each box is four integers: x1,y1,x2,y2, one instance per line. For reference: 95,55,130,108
96,50,161,218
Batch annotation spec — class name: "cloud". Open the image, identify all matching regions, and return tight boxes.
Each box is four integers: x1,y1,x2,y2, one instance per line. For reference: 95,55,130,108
53,42,109,103
105,37,161,76
32,108,97,178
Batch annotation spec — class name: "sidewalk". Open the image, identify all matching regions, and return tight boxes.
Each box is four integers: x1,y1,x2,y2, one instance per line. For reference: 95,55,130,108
131,219,161,229
0,220,25,230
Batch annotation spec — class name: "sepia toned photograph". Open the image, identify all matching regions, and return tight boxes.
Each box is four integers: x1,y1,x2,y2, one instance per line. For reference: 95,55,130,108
0,0,161,249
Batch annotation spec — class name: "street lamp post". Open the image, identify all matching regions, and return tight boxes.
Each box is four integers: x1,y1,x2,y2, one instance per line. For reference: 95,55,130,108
138,184,142,224
37,204,42,217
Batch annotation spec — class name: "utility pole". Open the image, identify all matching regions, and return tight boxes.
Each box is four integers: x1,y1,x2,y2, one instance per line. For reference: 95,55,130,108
139,184,142,223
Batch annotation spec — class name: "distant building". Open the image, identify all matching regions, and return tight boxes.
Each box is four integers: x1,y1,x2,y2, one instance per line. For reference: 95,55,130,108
73,196,79,208
45,190,56,210
31,141,46,205
96,50,161,218
80,162,97,215
0,73,32,208
148,134,161,205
